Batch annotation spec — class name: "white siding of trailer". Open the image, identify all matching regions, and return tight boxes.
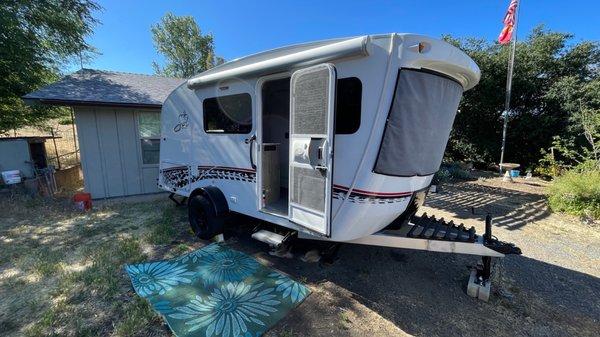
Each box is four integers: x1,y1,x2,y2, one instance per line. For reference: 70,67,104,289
74,107,161,199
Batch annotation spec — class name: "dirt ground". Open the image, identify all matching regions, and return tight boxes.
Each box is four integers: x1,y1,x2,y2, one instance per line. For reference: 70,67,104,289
0,176,598,336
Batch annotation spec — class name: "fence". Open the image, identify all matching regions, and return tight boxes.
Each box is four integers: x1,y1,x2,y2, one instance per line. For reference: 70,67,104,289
46,125,80,170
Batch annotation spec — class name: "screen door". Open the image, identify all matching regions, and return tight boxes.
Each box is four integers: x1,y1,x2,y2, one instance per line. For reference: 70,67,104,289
288,64,336,236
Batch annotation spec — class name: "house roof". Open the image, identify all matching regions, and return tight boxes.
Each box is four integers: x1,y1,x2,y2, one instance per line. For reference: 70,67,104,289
23,68,185,108
0,136,57,142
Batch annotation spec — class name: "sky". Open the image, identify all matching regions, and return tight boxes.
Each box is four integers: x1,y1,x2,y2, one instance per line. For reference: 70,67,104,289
79,0,600,75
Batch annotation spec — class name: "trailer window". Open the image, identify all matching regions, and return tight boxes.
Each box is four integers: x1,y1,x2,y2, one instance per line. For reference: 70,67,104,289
203,93,252,133
335,77,362,134
138,112,161,165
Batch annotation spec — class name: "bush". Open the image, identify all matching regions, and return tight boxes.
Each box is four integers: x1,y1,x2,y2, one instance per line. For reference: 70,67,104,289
548,170,600,219
432,168,451,185
433,162,472,185
446,163,472,180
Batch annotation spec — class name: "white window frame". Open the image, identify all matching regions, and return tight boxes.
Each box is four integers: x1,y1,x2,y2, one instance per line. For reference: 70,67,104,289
136,110,161,167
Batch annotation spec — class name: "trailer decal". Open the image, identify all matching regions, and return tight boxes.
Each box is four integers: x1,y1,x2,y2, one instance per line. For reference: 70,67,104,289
160,166,190,189
193,166,256,183
332,185,412,204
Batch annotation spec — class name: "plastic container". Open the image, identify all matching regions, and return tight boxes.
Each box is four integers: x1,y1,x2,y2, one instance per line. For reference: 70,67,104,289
73,192,92,211
510,170,520,178
1,170,22,185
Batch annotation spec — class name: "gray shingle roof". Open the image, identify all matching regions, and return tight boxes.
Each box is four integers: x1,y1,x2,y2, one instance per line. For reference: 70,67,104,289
23,68,185,108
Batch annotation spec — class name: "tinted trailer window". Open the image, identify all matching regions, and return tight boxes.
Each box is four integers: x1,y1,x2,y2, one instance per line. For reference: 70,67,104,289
374,69,463,176
203,93,252,133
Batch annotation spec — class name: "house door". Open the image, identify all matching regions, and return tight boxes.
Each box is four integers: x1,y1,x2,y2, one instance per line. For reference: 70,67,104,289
288,64,336,236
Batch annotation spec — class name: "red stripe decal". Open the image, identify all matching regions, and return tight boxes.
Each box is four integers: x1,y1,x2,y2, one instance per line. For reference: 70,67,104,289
333,184,412,197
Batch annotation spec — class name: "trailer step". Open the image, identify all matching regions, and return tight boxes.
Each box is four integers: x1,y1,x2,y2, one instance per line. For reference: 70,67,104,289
405,213,477,243
251,229,286,247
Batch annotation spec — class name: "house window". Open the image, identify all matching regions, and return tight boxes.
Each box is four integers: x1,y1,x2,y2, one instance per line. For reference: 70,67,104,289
335,77,362,134
203,93,252,133
138,112,161,165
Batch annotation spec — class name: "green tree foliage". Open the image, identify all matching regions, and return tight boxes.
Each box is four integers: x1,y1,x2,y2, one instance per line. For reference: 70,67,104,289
445,26,600,169
151,13,224,78
543,76,600,171
0,0,101,134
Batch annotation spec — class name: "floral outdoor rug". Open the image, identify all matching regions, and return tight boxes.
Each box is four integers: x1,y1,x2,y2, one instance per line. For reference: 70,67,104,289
125,243,310,337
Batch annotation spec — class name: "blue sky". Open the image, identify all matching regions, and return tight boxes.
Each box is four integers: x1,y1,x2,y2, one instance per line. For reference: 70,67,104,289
80,0,599,75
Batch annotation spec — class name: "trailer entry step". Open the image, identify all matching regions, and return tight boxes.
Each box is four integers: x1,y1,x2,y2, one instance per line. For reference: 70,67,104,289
251,229,286,247
405,213,477,243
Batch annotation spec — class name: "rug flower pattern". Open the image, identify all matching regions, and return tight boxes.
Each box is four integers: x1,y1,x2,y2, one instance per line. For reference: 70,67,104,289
125,243,309,337
126,261,195,297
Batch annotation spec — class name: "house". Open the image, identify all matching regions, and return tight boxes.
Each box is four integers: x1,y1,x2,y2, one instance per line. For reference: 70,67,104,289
23,69,185,199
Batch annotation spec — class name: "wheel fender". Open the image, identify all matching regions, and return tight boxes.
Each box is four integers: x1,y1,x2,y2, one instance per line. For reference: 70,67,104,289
189,186,229,216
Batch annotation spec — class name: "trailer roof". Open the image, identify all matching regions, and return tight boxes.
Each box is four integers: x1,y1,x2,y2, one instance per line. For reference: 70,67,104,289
23,69,185,108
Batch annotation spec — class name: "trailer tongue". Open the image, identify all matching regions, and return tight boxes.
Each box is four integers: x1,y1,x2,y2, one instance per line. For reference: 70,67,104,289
269,212,521,301
342,213,521,301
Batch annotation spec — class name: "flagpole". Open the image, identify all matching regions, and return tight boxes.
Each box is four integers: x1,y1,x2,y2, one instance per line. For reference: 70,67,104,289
499,0,521,174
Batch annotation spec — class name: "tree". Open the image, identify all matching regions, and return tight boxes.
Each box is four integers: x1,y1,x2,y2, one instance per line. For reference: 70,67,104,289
542,76,600,172
0,0,101,134
444,26,600,169
151,13,224,78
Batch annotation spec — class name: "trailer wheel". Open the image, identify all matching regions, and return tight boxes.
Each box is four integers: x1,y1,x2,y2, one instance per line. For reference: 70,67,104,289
188,194,224,240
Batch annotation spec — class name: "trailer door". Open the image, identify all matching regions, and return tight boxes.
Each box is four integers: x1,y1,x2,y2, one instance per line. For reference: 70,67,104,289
288,64,336,236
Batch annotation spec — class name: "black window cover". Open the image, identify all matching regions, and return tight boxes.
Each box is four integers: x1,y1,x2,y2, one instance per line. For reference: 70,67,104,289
335,77,362,134
374,70,463,177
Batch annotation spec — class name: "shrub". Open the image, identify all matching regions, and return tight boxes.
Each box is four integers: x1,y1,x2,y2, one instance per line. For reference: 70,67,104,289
433,163,472,185
547,170,600,219
446,163,472,180
432,168,451,185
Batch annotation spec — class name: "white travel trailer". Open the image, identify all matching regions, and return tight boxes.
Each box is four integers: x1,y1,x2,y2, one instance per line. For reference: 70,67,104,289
159,33,520,299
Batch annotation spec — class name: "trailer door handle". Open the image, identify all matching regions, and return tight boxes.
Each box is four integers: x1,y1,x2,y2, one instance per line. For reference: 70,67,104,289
245,135,257,169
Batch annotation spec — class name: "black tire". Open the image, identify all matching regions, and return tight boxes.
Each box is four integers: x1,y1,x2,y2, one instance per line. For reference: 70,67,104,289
188,194,225,240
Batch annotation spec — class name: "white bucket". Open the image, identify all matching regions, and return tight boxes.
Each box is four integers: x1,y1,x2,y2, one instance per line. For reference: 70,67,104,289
1,170,22,185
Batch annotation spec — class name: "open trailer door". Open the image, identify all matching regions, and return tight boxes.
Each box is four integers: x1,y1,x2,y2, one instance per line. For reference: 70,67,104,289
288,64,336,236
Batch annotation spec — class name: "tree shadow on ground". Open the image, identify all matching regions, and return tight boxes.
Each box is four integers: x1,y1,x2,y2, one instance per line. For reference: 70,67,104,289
424,182,550,230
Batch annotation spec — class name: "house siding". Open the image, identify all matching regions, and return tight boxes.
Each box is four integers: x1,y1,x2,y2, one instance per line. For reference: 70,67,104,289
74,107,161,199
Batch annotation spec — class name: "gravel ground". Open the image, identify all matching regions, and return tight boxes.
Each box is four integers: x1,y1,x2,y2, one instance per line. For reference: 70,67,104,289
227,177,600,337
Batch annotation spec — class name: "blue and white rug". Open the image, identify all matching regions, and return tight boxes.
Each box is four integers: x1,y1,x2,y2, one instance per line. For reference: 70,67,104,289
125,243,310,337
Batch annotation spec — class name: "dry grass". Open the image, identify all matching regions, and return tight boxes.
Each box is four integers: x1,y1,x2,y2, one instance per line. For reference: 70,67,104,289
0,193,191,337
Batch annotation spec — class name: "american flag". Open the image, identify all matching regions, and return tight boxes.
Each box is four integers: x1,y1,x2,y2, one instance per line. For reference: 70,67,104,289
498,0,519,45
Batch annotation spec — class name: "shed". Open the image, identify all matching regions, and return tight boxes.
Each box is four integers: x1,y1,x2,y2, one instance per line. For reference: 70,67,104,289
23,69,185,199
0,136,52,179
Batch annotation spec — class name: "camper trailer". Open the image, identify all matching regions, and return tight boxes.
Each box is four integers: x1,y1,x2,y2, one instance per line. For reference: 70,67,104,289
158,33,520,299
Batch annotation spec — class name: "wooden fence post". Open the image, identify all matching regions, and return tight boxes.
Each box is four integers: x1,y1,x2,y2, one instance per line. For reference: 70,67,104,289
70,108,79,163
50,127,61,170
